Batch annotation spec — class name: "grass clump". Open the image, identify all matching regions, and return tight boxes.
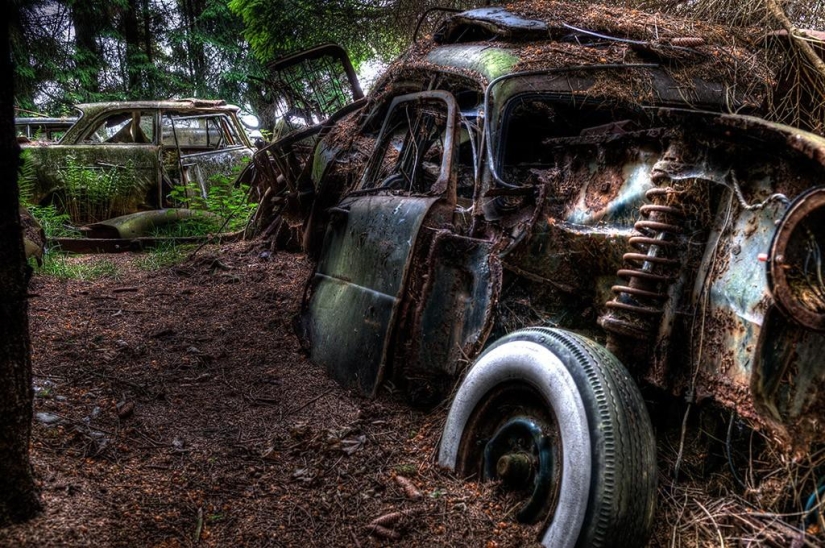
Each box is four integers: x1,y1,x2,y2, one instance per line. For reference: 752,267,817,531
134,241,190,271
34,254,120,281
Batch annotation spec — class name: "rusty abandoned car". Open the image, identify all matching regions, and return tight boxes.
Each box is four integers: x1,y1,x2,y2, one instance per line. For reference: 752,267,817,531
250,3,825,546
21,99,255,246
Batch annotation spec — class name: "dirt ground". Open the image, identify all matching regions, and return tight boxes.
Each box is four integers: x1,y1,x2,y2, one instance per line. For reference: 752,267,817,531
0,241,821,547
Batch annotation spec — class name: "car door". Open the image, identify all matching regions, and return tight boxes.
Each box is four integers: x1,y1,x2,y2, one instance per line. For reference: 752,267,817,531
32,109,160,222
160,112,253,200
301,91,460,396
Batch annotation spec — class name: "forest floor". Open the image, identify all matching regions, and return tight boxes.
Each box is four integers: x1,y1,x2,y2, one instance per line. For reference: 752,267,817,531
0,241,821,547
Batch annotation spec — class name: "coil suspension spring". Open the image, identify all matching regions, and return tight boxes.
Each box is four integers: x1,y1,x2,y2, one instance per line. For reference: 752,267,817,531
600,185,686,340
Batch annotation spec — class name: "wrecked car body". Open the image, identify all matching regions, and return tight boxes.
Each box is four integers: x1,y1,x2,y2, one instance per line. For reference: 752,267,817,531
21,100,255,247
254,3,825,546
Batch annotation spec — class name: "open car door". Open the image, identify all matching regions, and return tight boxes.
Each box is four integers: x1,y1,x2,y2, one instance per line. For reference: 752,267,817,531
300,91,460,396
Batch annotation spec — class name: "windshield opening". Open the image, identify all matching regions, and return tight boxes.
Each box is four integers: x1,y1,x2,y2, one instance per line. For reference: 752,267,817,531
495,94,660,187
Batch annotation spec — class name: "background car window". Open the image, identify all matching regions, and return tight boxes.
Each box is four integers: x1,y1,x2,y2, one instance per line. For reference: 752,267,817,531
85,111,154,144
161,114,239,149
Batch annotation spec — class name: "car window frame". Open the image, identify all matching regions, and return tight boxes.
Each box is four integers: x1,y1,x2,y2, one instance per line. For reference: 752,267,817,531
358,90,460,201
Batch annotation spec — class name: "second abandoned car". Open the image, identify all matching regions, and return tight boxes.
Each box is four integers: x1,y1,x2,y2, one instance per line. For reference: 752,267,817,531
22,99,255,239
254,3,825,547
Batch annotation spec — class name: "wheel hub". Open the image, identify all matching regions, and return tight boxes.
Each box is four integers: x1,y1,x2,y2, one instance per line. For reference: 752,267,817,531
482,417,556,523
496,452,533,486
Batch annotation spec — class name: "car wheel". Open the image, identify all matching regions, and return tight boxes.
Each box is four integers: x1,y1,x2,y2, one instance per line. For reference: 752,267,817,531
438,327,656,548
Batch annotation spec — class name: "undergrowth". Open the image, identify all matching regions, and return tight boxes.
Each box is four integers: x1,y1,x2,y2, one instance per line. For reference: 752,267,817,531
26,204,81,239
168,171,256,235
33,254,120,281
134,241,190,270
55,156,136,224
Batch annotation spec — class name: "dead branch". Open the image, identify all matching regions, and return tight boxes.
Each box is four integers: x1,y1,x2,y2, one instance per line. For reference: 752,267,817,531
765,0,825,90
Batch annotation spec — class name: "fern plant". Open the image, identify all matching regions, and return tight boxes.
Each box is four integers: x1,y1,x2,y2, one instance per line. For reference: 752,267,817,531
17,149,38,205
56,156,136,223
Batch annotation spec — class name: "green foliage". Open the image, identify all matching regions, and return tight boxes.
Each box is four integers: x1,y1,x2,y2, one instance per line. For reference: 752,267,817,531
17,149,37,205
27,205,81,239
165,161,257,236
14,0,259,114
228,0,494,67
166,176,256,235
33,254,120,281
55,156,137,224
227,0,383,65
134,240,189,270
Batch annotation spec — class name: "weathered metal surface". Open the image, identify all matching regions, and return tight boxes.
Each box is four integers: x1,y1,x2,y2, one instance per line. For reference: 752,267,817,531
435,7,549,44
396,230,502,402
302,195,440,396
274,4,825,450
58,100,244,145
753,307,825,445
26,144,159,215
693,199,787,403
52,231,243,254
84,209,223,239
426,45,518,82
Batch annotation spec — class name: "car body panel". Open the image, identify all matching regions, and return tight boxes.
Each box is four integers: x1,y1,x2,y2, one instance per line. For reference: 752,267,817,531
254,3,825,450
304,195,441,396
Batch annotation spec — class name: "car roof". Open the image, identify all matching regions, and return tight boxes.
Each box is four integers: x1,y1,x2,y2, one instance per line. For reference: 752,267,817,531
74,99,241,115
385,1,771,112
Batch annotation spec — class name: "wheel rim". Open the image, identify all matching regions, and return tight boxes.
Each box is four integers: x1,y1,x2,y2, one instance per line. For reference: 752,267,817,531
482,417,556,522
457,382,562,525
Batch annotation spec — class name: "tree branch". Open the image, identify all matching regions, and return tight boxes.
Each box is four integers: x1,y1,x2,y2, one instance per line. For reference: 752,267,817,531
765,0,825,88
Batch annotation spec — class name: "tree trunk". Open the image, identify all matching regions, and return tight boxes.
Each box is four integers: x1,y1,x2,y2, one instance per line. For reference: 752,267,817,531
69,0,104,94
121,0,143,95
0,12,42,528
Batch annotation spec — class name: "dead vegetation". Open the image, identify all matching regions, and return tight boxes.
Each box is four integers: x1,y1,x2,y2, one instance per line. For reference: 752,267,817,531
613,0,825,132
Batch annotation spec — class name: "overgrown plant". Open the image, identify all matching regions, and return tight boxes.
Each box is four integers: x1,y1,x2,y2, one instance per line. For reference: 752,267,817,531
18,150,80,240
17,149,37,205
167,169,257,235
55,156,136,224
26,205,80,239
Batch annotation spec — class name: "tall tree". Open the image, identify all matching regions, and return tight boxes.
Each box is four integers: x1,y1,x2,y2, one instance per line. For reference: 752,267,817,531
67,0,108,95
169,0,260,102
119,0,149,95
0,10,42,527
9,0,72,112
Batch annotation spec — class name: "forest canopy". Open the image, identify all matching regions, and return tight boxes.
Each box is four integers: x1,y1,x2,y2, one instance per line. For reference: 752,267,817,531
11,0,825,130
